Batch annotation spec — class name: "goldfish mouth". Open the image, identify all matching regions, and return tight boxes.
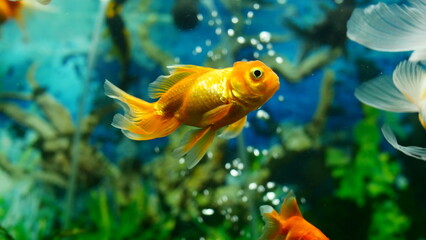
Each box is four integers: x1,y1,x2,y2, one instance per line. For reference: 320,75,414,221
267,78,280,93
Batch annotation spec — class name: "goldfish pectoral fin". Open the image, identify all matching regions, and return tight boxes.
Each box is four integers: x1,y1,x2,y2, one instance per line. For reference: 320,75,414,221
280,190,302,220
105,80,180,139
347,2,425,52
381,124,426,161
258,205,281,240
148,65,214,99
354,75,417,112
172,126,216,169
199,104,233,126
393,61,425,104
218,116,246,139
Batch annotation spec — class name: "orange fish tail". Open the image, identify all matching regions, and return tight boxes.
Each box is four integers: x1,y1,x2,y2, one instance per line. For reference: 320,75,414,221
104,80,180,140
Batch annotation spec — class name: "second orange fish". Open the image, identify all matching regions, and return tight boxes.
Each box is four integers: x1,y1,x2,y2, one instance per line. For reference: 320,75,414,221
105,60,280,168
258,190,329,240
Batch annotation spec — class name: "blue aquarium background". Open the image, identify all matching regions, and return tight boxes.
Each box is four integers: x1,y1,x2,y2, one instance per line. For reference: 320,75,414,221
0,0,425,239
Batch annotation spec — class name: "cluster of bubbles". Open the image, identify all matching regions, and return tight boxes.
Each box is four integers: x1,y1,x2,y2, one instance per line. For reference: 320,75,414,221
189,1,286,66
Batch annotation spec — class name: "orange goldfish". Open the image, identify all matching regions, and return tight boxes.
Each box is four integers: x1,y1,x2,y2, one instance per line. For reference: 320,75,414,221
0,0,22,25
104,60,279,168
258,191,329,240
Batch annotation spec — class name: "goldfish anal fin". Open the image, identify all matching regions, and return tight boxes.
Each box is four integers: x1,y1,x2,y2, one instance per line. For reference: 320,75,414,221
172,126,216,169
148,65,214,99
258,205,282,240
280,191,302,220
200,103,233,126
218,116,246,139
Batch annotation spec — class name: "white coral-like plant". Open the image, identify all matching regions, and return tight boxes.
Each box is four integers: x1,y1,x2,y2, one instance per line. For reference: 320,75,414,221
347,0,426,160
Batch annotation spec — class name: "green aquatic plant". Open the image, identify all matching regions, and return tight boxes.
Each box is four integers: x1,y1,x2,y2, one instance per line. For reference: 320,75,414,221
0,226,14,240
0,179,60,240
326,105,410,239
61,180,175,240
369,200,410,240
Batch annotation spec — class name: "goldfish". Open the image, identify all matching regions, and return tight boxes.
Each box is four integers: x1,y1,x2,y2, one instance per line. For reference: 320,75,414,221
104,60,280,168
258,190,329,240
0,0,22,25
355,60,426,160
0,0,53,37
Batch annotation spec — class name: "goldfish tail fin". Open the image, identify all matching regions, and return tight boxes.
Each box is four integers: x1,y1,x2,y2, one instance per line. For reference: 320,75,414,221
104,80,180,140
172,126,216,168
381,124,426,161
258,205,282,240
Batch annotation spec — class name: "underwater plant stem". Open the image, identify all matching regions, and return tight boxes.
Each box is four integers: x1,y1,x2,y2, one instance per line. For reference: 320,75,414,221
63,0,110,228
237,134,259,239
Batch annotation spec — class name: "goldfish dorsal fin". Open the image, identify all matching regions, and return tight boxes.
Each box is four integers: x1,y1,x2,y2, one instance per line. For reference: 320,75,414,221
258,205,281,240
280,190,302,220
148,65,214,99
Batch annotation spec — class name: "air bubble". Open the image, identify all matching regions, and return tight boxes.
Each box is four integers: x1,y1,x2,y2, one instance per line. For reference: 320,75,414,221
202,208,215,215
259,31,272,43
247,11,254,18
227,29,235,37
197,13,203,21
237,36,246,44
230,169,240,176
248,182,257,190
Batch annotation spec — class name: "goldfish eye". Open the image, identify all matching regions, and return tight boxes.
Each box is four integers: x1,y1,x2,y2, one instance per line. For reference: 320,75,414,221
251,68,263,80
